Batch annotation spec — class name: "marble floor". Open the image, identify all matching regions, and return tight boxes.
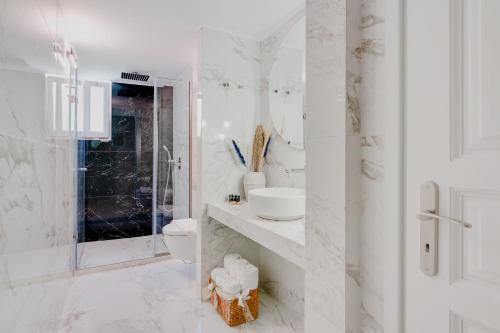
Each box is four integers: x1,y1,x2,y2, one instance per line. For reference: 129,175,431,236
59,259,303,333
78,235,169,269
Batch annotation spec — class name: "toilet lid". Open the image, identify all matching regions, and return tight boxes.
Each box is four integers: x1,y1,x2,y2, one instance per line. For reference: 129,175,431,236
162,218,197,236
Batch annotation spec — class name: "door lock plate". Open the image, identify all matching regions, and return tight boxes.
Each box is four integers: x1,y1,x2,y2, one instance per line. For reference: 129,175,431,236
420,181,439,276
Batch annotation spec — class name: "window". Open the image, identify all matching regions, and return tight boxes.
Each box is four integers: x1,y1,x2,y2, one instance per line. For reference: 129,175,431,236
46,75,111,140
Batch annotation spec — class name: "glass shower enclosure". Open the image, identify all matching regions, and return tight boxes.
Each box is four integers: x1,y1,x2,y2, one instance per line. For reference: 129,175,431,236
75,77,182,269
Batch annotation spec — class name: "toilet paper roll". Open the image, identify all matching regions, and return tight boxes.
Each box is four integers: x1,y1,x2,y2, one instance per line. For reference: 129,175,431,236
210,267,229,285
227,259,249,276
234,263,259,290
217,274,241,296
223,253,242,269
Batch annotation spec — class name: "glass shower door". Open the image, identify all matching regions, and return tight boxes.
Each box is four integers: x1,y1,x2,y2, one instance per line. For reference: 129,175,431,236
68,67,83,271
153,75,191,255
75,81,161,269
71,75,188,268
76,139,86,268
153,79,173,256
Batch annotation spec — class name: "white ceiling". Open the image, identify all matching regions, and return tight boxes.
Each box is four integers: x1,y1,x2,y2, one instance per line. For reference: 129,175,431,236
0,0,303,81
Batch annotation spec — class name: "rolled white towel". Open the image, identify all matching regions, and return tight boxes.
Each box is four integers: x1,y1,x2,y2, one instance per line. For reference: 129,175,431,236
223,253,241,269
228,258,249,276
234,263,259,290
217,274,241,296
210,267,229,285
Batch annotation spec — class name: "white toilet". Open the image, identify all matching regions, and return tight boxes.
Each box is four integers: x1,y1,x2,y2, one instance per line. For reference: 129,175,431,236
162,218,197,262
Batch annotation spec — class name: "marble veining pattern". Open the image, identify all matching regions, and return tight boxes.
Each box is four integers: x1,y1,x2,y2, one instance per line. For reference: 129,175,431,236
359,136,384,333
58,260,302,333
1,259,302,333
82,83,155,242
356,0,385,331
344,0,386,329
305,0,347,332
258,246,305,315
0,273,73,333
0,69,75,288
198,28,261,293
0,33,76,327
198,27,306,320
1,6,74,329
207,202,305,268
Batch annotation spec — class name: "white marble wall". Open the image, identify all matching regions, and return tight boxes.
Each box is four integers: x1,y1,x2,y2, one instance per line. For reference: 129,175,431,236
0,68,76,332
345,0,386,330
0,69,75,286
197,28,306,316
258,246,305,314
0,2,77,331
173,68,192,219
356,0,385,331
304,0,347,332
346,0,364,331
197,3,385,330
263,131,305,188
197,28,261,288
302,0,385,331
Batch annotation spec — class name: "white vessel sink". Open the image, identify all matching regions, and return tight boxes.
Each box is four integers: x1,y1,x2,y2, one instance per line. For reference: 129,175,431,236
248,187,305,221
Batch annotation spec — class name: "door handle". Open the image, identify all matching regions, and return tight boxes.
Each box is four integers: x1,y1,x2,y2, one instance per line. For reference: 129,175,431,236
416,212,472,229
418,181,472,276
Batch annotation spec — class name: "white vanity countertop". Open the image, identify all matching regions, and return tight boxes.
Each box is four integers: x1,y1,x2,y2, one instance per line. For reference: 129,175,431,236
207,201,305,269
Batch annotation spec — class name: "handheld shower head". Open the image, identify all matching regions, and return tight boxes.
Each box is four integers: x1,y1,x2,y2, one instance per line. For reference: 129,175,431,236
162,145,172,160
161,145,173,208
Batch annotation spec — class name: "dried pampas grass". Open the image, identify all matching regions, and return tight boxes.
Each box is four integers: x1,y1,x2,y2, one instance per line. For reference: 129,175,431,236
251,125,266,172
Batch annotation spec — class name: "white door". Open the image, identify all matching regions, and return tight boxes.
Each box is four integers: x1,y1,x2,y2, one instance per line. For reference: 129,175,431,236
405,0,500,332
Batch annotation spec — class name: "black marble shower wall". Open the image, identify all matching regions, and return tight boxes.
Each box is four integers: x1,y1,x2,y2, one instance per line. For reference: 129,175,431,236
82,83,155,241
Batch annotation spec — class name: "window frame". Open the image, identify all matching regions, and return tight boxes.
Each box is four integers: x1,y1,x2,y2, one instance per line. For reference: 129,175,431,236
46,74,111,140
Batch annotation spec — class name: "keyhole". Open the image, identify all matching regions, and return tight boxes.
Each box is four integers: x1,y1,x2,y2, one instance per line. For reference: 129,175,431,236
425,243,430,253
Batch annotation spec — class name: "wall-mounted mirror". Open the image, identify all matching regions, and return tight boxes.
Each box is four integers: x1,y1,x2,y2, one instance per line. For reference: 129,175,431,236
268,16,305,149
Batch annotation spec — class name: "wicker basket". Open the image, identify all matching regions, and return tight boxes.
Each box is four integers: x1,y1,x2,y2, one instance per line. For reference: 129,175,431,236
209,280,260,327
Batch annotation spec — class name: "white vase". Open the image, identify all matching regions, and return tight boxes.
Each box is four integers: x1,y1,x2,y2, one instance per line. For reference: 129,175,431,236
243,172,266,200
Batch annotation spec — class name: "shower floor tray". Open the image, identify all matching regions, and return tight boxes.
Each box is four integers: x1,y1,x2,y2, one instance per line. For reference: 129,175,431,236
77,235,168,269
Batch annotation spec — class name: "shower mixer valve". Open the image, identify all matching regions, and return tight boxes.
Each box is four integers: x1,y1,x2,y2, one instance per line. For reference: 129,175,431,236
168,157,182,170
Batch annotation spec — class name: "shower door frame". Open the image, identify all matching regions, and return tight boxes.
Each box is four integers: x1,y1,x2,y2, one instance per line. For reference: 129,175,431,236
152,78,159,255
71,67,83,271
152,77,179,255
74,79,166,270
153,77,193,252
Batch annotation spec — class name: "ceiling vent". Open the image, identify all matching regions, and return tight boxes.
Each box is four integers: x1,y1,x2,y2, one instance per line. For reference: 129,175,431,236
121,72,150,82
